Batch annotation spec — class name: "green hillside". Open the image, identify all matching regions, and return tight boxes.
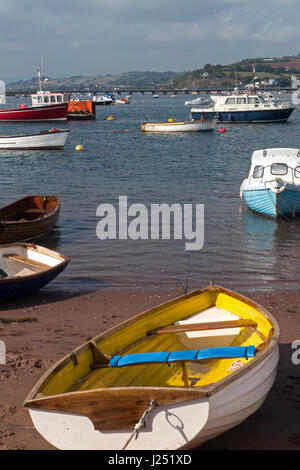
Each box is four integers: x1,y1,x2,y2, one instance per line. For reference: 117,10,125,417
173,55,300,89
7,54,300,91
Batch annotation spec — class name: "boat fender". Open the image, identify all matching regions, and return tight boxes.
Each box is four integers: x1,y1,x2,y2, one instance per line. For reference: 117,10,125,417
276,185,286,194
18,104,27,109
268,180,286,194
276,182,286,193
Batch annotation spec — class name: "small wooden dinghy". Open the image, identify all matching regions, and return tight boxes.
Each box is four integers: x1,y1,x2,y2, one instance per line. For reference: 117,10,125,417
0,243,69,300
0,195,60,244
24,284,279,450
141,117,217,132
0,128,69,149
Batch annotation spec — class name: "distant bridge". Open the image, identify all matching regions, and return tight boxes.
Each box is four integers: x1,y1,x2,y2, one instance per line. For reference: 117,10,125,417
6,87,295,97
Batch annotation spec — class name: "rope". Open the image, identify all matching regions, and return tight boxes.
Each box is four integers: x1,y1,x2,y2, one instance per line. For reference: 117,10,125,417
263,180,300,220
276,187,300,220
263,181,289,220
122,399,156,450
183,250,192,294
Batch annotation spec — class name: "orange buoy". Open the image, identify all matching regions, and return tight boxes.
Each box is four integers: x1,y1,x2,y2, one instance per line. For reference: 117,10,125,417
218,128,227,133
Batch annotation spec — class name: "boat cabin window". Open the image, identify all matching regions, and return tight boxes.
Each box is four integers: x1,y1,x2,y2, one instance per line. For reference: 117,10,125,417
270,163,288,175
237,98,246,104
37,96,42,103
225,98,235,104
57,95,63,102
294,166,300,178
50,95,56,103
248,97,260,104
44,95,49,103
253,165,264,178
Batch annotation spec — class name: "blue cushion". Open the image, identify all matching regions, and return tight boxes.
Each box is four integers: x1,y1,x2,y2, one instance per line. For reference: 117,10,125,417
109,355,122,367
196,346,255,361
109,346,256,368
110,351,170,367
245,345,256,358
168,350,198,362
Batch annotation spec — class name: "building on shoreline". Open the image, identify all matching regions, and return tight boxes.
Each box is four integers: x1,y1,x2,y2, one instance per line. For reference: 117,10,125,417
291,75,300,89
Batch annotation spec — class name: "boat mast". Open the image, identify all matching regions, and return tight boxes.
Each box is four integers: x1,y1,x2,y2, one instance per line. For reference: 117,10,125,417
37,66,42,92
251,63,256,94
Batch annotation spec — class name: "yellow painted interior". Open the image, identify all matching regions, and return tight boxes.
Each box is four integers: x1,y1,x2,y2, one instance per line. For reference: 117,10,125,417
38,289,273,396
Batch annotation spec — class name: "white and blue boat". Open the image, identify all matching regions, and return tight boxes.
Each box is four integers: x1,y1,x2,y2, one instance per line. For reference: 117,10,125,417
190,92,295,123
0,243,70,300
240,148,300,218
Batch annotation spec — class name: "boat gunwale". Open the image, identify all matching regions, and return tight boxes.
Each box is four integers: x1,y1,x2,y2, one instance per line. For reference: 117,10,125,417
143,117,217,127
0,129,70,139
0,103,69,113
24,285,279,406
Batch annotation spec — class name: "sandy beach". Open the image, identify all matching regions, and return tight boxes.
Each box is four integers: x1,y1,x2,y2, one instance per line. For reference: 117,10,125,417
1,284,300,451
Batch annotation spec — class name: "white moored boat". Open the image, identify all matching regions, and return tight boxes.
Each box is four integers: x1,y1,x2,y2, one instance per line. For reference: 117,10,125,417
0,129,70,150
240,148,300,218
0,243,70,300
190,92,295,123
142,117,217,132
185,96,212,106
24,284,279,450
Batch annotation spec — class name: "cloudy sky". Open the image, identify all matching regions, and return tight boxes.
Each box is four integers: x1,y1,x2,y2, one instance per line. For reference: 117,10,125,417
1,0,299,81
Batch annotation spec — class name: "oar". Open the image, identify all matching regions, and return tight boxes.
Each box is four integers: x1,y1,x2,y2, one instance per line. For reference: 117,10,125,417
147,319,257,336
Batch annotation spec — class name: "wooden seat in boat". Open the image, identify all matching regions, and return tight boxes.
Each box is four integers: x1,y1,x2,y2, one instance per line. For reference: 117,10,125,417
3,253,50,270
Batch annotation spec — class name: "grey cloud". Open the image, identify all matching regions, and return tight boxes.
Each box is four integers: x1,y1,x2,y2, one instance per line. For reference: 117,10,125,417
0,0,299,81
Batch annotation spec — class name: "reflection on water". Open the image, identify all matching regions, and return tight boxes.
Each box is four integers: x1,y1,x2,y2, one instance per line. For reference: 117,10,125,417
30,227,62,251
239,205,300,291
1,96,300,293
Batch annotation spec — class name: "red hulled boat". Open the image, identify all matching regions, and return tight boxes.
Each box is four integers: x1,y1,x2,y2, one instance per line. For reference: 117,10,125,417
0,103,68,121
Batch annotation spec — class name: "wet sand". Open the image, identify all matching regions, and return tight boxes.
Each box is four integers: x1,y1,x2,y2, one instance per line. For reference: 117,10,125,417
1,284,300,450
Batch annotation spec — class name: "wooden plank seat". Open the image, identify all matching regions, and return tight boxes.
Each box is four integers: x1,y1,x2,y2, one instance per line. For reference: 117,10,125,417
3,253,50,270
109,346,256,368
147,319,257,336
19,209,50,216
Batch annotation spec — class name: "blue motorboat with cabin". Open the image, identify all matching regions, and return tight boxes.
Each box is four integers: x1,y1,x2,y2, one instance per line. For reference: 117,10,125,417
240,148,300,218
190,92,295,123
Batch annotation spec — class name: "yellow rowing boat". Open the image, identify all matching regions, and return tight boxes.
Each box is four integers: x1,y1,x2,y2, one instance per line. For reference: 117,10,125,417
24,283,279,450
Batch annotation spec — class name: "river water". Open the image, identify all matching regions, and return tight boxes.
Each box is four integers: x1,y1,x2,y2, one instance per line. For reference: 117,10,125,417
1,94,300,294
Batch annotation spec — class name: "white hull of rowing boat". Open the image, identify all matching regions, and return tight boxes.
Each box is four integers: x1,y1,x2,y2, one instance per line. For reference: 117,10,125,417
0,131,69,149
142,118,217,132
28,346,278,450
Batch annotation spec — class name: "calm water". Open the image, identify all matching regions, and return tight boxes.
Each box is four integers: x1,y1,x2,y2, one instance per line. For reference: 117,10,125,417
1,94,300,294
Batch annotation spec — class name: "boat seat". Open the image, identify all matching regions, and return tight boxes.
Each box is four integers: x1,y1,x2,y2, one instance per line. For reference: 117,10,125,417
20,209,50,214
3,254,49,270
109,346,256,368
